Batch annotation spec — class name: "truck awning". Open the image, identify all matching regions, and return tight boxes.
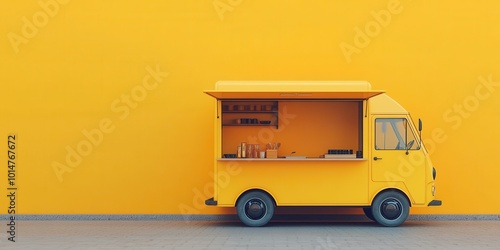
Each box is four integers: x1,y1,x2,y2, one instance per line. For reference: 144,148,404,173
204,91,384,100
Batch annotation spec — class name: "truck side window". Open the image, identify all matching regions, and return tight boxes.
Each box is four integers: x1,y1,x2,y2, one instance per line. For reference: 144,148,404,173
375,118,418,150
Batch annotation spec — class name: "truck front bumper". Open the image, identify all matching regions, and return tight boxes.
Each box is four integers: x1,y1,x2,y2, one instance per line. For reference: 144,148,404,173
205,197,217,206
428,200,442,206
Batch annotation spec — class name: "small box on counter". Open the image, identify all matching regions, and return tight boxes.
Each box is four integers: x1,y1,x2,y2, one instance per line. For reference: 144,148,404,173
266,149,278,158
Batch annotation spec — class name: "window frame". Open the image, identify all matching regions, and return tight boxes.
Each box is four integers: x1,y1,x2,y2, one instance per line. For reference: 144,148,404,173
374,118,419,151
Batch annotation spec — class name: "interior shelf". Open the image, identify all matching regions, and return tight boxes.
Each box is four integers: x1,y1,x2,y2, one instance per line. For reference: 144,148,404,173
221,101,279,128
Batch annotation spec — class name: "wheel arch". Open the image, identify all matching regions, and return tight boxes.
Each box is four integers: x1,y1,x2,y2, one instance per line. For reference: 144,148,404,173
371,188,412,207
235,188,277,207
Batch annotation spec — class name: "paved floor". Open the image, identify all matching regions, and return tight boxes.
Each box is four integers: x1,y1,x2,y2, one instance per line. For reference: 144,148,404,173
1,219,500,249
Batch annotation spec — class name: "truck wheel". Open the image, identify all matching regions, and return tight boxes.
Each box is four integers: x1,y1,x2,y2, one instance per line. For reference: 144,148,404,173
236,191,274,227
371,191,409,227
363,207,375,221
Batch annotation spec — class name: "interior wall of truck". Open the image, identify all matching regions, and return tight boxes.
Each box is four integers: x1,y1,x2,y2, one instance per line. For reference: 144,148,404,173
221,100,363,158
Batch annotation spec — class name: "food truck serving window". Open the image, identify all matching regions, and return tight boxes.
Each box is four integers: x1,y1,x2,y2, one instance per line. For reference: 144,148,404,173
375,118,419,150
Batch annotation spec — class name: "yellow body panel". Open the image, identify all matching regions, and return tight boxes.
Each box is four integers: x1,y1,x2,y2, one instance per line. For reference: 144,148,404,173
216,159,369,206
207,81,438,208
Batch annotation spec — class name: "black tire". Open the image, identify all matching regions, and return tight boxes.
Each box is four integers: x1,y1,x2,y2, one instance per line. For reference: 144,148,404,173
236,191,274,227
363,207,375,221
371,191,409,227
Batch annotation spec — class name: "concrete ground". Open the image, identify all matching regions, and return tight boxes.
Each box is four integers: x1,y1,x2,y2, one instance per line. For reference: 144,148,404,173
1,219,500,249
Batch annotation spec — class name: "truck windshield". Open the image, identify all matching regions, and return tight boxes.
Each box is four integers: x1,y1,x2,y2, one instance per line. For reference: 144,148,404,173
375,118,419,150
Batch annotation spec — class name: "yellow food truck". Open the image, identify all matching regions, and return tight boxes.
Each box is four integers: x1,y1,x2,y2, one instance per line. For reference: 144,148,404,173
204,81,441,227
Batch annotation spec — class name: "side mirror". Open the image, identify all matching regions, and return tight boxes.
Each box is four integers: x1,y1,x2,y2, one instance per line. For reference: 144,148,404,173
418,119,423,132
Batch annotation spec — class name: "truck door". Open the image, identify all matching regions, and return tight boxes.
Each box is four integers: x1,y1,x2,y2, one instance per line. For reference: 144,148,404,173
370,117,426,204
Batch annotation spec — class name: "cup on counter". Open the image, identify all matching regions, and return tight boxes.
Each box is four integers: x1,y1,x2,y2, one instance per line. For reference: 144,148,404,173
356,150,363,158
259,151,265,158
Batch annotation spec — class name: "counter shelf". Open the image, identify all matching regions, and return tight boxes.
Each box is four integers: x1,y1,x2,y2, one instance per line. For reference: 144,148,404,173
216,157,367,161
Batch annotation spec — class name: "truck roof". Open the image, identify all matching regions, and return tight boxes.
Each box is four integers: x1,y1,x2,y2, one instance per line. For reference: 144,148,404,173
370,94,408,114
205,81,385,100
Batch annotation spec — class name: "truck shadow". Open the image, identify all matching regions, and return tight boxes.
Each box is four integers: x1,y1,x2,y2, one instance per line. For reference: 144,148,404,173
211,214,430,228
268,220,429,228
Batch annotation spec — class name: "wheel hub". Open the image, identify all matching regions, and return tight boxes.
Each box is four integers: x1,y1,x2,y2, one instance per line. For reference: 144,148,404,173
381,199,402,220
245,199,266,220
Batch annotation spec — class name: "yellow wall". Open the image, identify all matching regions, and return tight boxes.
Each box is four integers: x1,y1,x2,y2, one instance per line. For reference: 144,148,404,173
1,0,500,215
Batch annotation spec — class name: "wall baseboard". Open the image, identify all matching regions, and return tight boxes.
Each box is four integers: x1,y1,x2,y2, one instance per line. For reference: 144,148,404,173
1,214,499,221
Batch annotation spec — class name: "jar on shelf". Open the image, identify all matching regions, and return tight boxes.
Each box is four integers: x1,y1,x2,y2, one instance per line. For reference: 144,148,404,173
241,142,247,158
247,144,254,158
253,145,260,158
